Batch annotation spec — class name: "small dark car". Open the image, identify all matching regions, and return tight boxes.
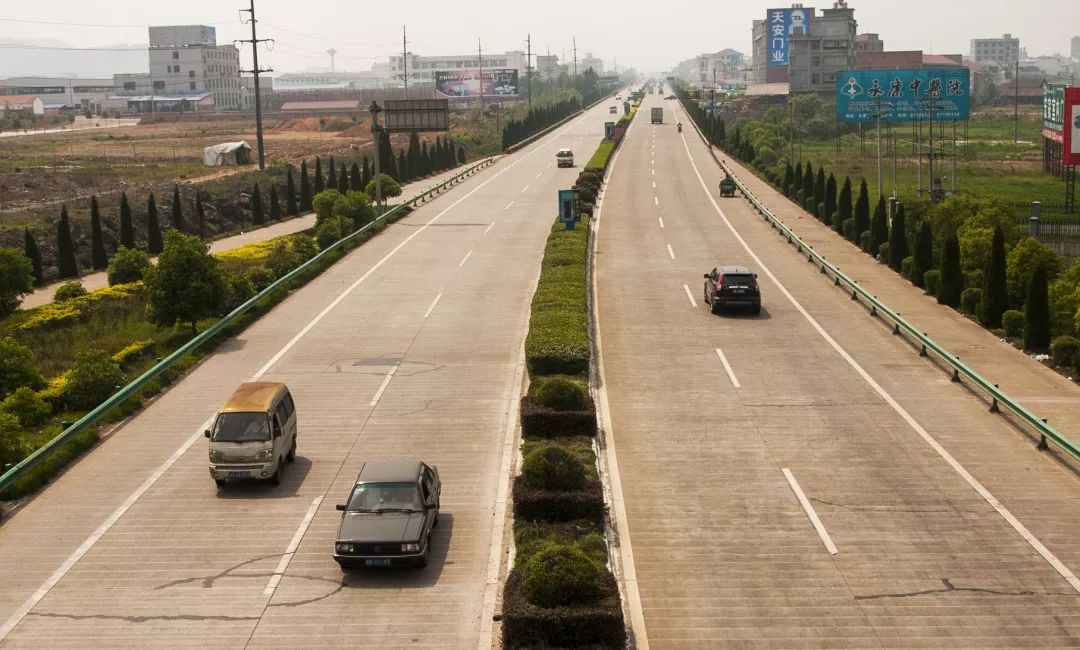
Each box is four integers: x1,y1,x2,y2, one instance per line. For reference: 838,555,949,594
704,266,761,315
334,459,441,569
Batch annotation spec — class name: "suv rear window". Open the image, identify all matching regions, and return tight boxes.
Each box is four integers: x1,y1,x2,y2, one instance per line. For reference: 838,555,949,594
721,275,754,289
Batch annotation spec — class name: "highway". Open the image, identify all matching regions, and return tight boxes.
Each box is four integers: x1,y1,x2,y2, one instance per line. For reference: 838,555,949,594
0,99,614,648
596,92,1080,648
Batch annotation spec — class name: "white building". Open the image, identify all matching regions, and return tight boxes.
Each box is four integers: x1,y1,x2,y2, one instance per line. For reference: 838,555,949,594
970,33,1021,66
580,53,605,76
0,95,44,115
536,55,565,79
389,51,526,83
147,25,240,110
0,77,115,111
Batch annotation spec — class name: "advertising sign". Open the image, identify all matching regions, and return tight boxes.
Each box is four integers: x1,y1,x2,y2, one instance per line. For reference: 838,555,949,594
604,122,615,139
767,7,811,68
383,99,449,132
558,189,578,227
836,68,970,123
434,68,518,100
1065,88,1080,165
1044,83,1065,132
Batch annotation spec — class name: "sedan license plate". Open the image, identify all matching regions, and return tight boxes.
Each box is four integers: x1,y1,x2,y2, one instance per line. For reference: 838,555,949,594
227,471,250,480
731,290,746,295
365,559,392,567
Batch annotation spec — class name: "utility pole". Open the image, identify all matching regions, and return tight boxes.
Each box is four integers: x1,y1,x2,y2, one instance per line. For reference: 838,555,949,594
928,93,935,198
402,25,408,98
369,101,383,209
478,39,484,107
239,0,272,170
572,37,578,79
526,34,532,107
876,94,883,202
1014,59,1019,144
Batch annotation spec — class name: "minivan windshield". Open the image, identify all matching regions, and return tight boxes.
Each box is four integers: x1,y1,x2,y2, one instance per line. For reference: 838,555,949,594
556,150,572,158
347,482,423,512
212,412,271,443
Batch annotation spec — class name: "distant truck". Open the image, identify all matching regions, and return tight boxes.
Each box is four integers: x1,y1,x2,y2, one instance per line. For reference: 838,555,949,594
651,107,663,124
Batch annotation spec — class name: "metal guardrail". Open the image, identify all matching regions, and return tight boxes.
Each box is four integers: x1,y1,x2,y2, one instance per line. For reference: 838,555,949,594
677,97,1080,463
0,157,497,496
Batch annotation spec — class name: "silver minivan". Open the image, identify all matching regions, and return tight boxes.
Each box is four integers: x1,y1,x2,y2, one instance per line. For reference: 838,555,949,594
206,382,298,487
556,148,574,168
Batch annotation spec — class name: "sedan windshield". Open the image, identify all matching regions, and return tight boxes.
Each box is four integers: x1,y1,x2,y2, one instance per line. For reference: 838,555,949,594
212,412,270,442
347,482,423,512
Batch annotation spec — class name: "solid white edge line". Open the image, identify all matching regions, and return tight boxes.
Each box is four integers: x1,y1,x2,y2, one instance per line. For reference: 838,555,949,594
677,122,1080,594
666,244,676,260
782,469,838,555
424,292,443,318
369,363,399,407
263,497,323,596
683,284,698,308
591,111,650,650
504,200,514,210
658,216,665,229
484,222,496,235
0,111,588,643
714,348,741,388
459,249,473,267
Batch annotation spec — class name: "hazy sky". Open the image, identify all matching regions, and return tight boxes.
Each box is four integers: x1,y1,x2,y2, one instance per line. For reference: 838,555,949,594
0,0,1077,76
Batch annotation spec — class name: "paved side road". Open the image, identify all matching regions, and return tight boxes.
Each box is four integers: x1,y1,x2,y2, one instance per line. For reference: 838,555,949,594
595,92,1080,648
0,105,606,647
20,162,488,310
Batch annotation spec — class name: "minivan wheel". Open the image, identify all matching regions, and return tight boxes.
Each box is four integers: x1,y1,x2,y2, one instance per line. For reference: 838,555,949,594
214,478,227,488
286,439,296,463
270,463,282,486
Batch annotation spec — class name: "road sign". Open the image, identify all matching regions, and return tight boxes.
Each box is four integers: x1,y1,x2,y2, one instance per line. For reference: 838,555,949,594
558,189,578,228
1065,88,1080,165
605,122,615,139
836,68,970,123
767,7,812,67
1044,84,1066,132
383,99,449,132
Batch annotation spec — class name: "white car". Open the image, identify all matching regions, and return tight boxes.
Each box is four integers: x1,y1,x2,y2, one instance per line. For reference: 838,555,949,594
556,148,574,168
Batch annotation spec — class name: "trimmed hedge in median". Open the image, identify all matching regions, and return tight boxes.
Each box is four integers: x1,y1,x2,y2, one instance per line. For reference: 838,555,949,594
502,567,625,649
524,218,590,377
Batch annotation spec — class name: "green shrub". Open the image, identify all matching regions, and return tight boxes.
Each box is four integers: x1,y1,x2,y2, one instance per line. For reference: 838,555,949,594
878,242,890,264
365,174,402,199
0,247,34,317
64,349,125,410
522,544,604,608
0,337,43,398
584,143,615,171
106,246,150,286
0,412,27,469
521,443,587,491
1002,309,1024,337
53,281,87,302
1050,336,1080,367
291,234,318,263
796,189,806,206
225,271,255,310
526,219,589,376
842,218,856,241
575,187,597,205
312,189,343,226
533,377,587,411
1074,350,1080,378
961,287,982,315
923,270,941,296
247,265,275,291
266,239,301,279
859,231,871,254
315,219,343,250
1,386,51,426
901,256,914,280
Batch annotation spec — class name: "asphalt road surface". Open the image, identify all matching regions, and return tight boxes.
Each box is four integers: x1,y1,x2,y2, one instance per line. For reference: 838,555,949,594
0,99,615,648
596,92,1080,648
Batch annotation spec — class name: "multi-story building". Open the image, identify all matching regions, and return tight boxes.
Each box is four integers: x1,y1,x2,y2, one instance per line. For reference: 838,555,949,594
787,1,857,93
697,49,745,86
580,53,605,76
1071,36,1080,61
388,51,526,84
855,33,884,53
0,77,115,111
147,25,240,110
536,55,564,79
970,33,1021,66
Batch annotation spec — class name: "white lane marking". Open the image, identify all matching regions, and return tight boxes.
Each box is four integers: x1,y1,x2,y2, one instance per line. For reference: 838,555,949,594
652,169,655,175
678,129,1080,595
263,497,323,596
683,284,698,308
658,216,665,229
652,180,656,189
522,184,530,192
654,196,659,206
424,292,443,318
651,159,655,165
547,162,553,168
504,200,514,210
666,244,676,260
535,171,544,179
484,222,496,235
714,348,741,388
782,469,838,555
369,363,400,407
0,102,590,644
459,249,473,267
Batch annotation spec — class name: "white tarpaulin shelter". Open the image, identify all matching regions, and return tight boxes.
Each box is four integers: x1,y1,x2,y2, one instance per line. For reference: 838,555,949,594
202,141,252,166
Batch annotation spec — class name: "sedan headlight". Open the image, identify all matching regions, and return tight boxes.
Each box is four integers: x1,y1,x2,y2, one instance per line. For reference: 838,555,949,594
402,542,420,552
209,450,225,462
254,448,272,461
335,543,353,553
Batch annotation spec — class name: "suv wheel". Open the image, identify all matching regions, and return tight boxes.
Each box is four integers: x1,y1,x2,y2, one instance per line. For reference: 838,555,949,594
286,438,296,463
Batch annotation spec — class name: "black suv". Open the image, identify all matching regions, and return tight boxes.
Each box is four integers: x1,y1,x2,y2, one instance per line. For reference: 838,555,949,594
334,459,441,569
703,266,761,315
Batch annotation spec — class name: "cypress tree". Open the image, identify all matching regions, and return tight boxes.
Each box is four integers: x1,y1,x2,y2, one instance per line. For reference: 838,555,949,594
938,234,962,307
251,182,265,226
813,167,826,215
146,193,163,254
912,222,934,289
458,146,465,164
980,226,1008,328
300,160,313,211
870,195,889,254
802,162,814,205
361,156,371,188
378,131,397,179
269,183,282,220
794,161,803,193
23,228,43,285
196,192,206,239
824,173,838,226
783,163,794,197
408,131,421,179
119,192,135,249
286,167,298,216
171,184,184,230
397,150,408,182
421,142,431,176
327,156,338,191
338,165,348,193
853,179,870,243
313,157,324,194
1023,265,1051,350
56,204,78,278
837,177,852,236
888,203,909,272
90,196,107,270
350,162,362,192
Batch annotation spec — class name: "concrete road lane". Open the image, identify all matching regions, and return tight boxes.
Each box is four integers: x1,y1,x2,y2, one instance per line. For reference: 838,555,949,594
0,99,616,648
597,94,1080,648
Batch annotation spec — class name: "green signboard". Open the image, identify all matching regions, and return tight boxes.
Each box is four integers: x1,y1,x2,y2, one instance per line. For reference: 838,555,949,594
1044,83,1065,132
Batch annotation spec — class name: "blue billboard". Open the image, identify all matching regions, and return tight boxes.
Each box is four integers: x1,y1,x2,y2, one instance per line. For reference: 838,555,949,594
836,68,970,123
767,7,812,67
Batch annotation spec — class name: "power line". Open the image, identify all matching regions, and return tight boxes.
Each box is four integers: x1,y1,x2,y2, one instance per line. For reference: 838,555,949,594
0,42,148,52
0,17,238,28
258,22,397,48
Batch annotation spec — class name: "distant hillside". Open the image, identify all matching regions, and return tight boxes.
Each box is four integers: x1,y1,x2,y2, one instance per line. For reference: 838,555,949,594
0,38,147,79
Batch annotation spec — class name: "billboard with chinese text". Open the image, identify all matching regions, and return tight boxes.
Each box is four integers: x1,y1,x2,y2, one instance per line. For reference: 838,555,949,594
434,68,518,100
766,8,812,68
1044,83,1065,132
836,68,970,123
